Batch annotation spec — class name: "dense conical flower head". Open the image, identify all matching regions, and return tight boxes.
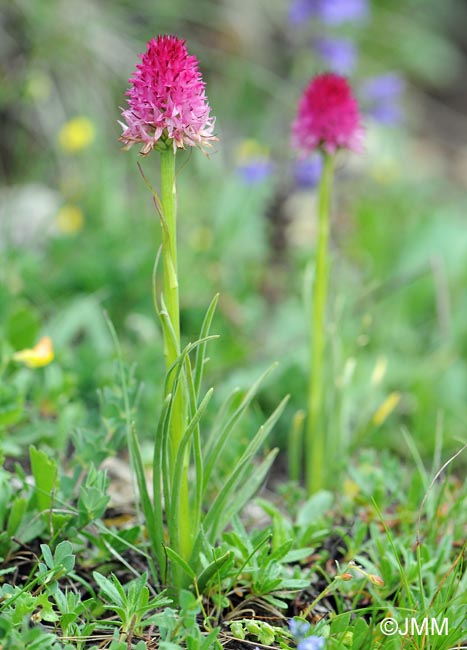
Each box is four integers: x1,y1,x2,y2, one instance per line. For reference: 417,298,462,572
292,73,363,155
120,35,216,155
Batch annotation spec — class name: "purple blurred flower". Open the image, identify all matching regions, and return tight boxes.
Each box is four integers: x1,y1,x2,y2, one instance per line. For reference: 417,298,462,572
314,37,357,74
361,73,405,101
235,139,273,184
368,104,402,124
293,155,323,188
288,0,317,23
319,0,368,24
361,73,405,124
237,160,273,184
298,637,325,650
289,619,325,649
289,619,311,640
289,0,369,25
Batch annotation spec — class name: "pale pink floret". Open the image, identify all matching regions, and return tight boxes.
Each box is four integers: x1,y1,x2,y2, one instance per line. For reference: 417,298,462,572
292,73,363,155
120,35,217,155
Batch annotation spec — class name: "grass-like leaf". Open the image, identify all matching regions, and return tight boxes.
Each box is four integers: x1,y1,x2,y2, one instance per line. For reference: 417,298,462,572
193,293,219,398
191,395,288,561
202,363,279,492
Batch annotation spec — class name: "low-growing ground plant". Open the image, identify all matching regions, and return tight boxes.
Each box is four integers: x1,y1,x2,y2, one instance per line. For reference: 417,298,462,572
1,2,466,649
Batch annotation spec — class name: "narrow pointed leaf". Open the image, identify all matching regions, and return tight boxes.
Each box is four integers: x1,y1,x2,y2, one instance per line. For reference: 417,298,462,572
196,550,234,594
203,364,279,491
194,293,219,397
165,546,196,580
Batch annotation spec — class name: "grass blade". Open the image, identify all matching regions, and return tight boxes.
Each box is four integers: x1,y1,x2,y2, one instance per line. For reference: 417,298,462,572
203,363,278,492
192,395,288,559
194,293,219,397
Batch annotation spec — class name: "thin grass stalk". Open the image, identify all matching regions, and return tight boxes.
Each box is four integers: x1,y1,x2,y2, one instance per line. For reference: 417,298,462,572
289,409,305,482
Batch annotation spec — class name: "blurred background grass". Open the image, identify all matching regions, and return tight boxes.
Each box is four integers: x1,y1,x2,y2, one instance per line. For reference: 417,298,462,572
1,0,466,472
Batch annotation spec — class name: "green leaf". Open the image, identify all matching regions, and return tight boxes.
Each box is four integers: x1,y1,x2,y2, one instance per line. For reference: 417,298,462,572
269,539,293,563
283,548,317,563
204,388,242,456
165,547,196,580
199,395,288,547
163,332,218,400
196,550,234,594
183,353,204,539
198,626,221,650
330,612,351,634
128,420,162,565
6,303,40,349
264,593,288,609
77,485,110,527
216,448,279,539
223,528,251,560
245,621,262,636
159,295,181,362
40,543,54,569
296,491,334,527
7,497,27,537
108,642,127,650
54,541,75,572
230,622,245,640
48,295,113,352
178,588,199,612
151,394,173,580
29,446,58,513
17,512,46,544
193,293,219,397
0,385,24,429
135,642,148,650
203,364,279,490
352,618,370,648
169,387,213,547
93,572,124,607
258,622,275,646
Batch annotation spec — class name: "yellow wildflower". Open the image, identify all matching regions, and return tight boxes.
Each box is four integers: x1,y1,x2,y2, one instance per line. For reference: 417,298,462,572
56,205,84,234
13,336,54,368
372,392,401,427
58,117,95,152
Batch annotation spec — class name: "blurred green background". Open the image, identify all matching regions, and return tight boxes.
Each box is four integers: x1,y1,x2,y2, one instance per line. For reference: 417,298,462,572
1,0,466,472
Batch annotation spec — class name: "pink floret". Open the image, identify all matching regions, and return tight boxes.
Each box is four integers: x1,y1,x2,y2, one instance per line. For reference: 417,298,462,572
120,35,217,155
292,73,363,155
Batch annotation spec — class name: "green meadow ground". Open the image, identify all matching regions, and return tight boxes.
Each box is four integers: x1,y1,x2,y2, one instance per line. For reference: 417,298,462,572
1,0,466,648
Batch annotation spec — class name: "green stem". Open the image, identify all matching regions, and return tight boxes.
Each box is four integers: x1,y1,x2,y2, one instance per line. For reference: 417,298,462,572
301,576,338,619
159,148,191,570
289,409,305,483
306,152,335,495
160,148,180,368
